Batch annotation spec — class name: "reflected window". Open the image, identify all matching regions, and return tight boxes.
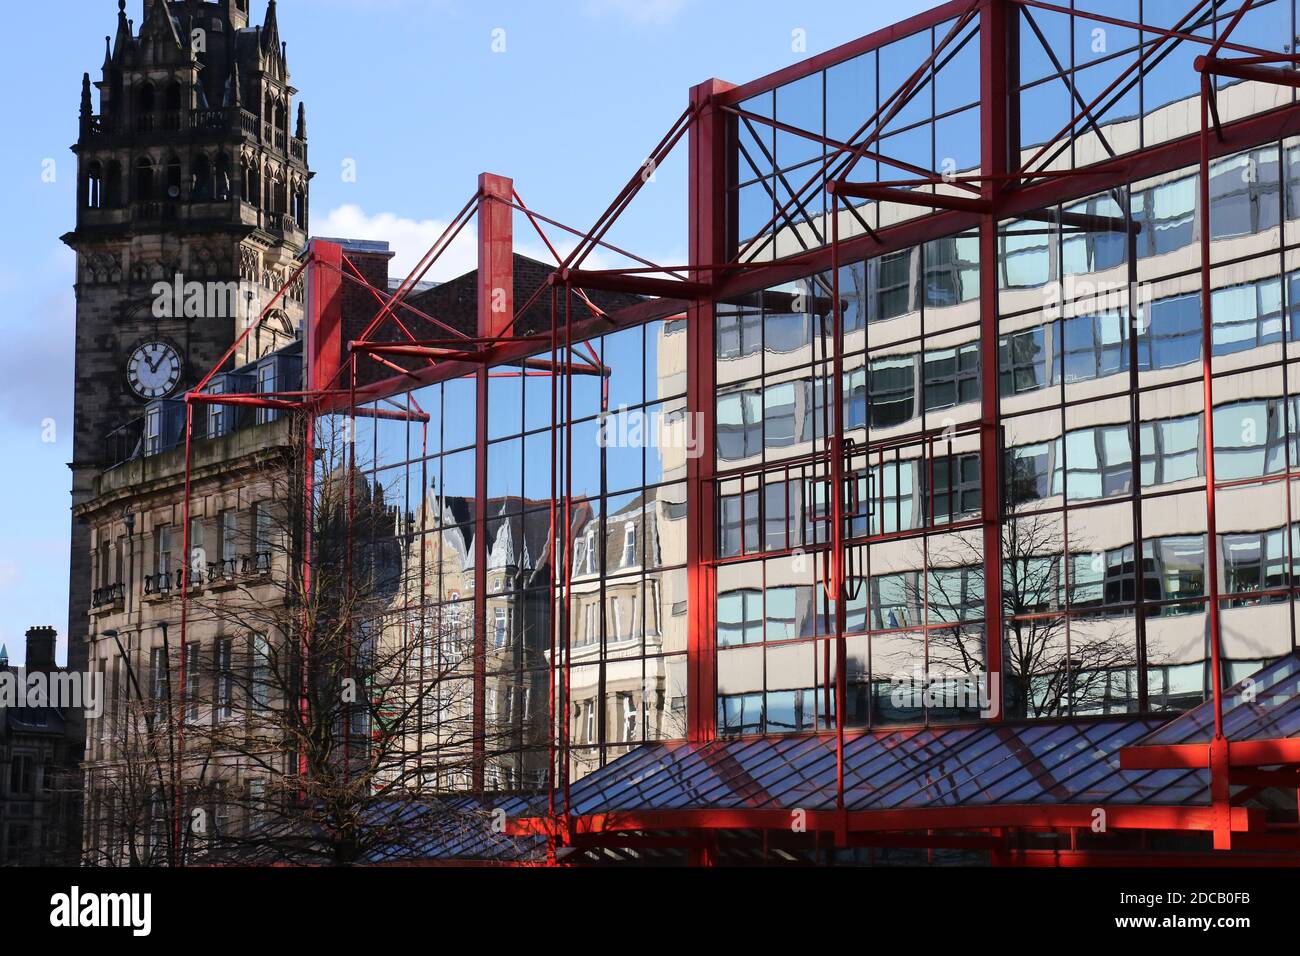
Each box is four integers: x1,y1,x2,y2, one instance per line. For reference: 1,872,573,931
718,693,764,736
1210,148,1280,240
1063,425,1132,500
1211,278,1283,356
870,573,918,629
1005,442,1055,506
1132,175,1195,258
1061,194,1127,275
718,589,762,647
717,307,761,359
1145,535,1206,608
717,388,762,460
923,234,979,306
926,566,982,624
1063,312,1127,383
719,489,759,558
1139,293,1200,371
763,382,799,448
1213,399,1288,481
929,453,980,523
999,220,1052,288
871,249,916,320
765,689,816,733
870,460,916,534
1000,323,1055,395
1140,415,1202,485
1222,528,1288,606
923,343,979,411
868,356,915,427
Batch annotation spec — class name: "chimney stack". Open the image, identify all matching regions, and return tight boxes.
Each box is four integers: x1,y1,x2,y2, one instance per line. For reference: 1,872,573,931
24,626,57,674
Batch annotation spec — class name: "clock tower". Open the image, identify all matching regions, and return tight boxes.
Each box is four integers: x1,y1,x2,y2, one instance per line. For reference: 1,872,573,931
62,0,311,688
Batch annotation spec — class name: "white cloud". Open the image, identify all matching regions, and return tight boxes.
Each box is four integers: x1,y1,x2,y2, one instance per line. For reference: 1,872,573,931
314,204,480,284
583,0,689,26
314,203,627,284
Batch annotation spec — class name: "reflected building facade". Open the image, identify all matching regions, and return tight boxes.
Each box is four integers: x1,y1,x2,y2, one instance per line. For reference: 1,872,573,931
358,2,1300,805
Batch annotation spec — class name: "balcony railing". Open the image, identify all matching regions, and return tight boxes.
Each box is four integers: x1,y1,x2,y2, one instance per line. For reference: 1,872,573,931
135,201,179,223
264,212,300,236
86,108,265,140
91,582,125,609
142,571,172,597
241,551,272,575
207,558,238,584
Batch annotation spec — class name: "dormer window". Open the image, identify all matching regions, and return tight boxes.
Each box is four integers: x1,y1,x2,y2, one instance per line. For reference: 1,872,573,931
621,522,636,567
571,538,585,578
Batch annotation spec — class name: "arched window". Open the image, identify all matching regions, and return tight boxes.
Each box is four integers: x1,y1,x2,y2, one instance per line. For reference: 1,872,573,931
138,82,155,114
214,154,232,201
165,155,182,199
105,161,122,207
135,157,155,202
86,161,103,209
191,154,212,201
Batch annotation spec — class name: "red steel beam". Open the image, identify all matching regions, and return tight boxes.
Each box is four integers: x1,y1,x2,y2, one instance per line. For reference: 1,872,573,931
479,173,515,340
686,78,732,753
1197,54,1300,90
828,180,993,214
551,268,710,300
977,0,1009,719
1123,738,1300,770
508,803,1261,837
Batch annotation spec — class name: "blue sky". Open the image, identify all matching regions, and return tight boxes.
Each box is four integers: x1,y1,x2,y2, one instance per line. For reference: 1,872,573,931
0,0,934,665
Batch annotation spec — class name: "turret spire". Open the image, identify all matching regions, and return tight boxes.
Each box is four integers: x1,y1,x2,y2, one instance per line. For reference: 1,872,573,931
261,0,281,53
296,101,306,139
111,1,131,62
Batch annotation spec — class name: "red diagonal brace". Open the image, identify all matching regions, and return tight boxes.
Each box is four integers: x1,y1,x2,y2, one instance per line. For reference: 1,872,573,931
828,180,993,214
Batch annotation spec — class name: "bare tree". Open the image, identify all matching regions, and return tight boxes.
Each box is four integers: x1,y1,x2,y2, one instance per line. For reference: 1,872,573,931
899,511,1141,719
82,625,192,867
91,411,538,866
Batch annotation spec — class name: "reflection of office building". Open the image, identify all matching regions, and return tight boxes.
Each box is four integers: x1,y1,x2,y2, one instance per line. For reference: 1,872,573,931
80,0,1300,865
334,0,1300,865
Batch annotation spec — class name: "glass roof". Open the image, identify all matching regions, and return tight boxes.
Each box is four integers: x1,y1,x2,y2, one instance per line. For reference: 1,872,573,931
1134,652,1300,747
559,717,1211,816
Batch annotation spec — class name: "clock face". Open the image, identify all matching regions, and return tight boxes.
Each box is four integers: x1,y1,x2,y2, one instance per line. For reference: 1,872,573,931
127,342,183,400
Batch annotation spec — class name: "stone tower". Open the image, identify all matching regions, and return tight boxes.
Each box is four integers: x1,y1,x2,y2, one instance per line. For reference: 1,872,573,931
61,0,312,726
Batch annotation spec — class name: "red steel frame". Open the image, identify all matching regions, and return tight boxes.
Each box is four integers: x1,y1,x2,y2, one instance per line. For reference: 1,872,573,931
170,0,1300,865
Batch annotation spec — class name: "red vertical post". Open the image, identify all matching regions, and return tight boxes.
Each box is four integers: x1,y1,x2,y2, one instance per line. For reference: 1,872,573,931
1198,71,1231,851
830,195,848,845
478,173,515,341
978,0,1009,719
686,79,732,749
306,240,344,392
473,174,513,792
303,243,337,784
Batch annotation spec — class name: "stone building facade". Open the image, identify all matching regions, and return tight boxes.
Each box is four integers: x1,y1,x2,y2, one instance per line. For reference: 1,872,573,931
63,0,311,861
